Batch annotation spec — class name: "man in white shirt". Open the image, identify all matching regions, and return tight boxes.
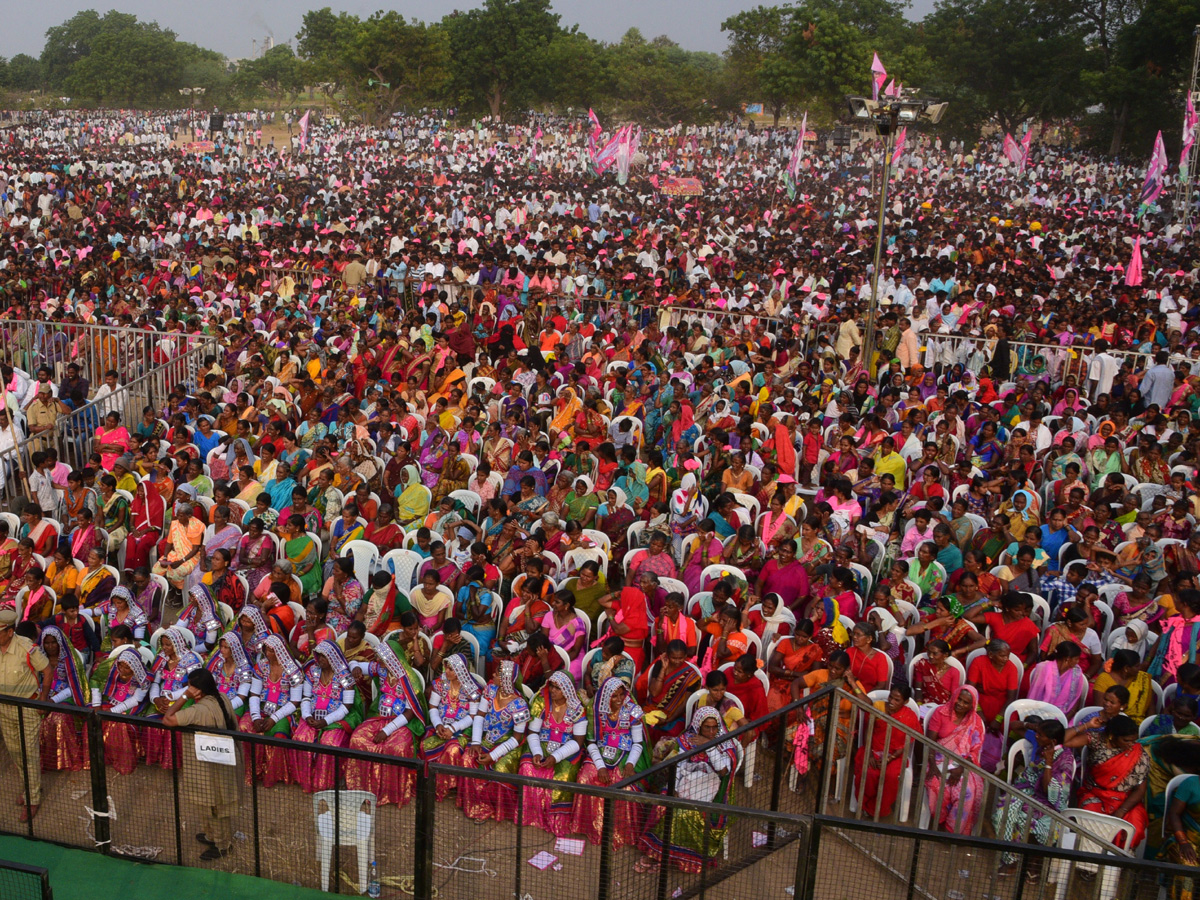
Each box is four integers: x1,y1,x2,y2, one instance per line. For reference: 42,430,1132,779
91,370,123,417
1086,340,1120,399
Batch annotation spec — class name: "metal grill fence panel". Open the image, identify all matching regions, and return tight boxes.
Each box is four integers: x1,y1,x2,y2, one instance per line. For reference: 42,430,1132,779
0,691,1195,900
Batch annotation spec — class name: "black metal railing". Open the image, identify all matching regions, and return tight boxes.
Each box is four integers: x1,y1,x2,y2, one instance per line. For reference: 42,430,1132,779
2,690,1198,900
0,859,53,900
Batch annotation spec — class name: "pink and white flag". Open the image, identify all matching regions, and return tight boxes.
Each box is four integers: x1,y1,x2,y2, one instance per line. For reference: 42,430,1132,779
298,111,310,153
1183,95,1199,178
891,126,907,166
871,52,887,101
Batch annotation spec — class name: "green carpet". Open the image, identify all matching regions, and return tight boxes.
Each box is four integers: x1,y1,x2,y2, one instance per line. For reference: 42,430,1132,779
0,836,335,900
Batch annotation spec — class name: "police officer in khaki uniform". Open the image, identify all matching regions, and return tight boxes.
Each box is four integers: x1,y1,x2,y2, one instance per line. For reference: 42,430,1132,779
0,608,50,819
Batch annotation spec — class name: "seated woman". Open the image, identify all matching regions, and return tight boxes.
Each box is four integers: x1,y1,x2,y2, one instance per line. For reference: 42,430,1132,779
636,706,741,874
346,640,428,807
1143,735,1200,877
175,584,223,654
241,635,304,788
77,547,116,619
993,719,1075,879
101,586,148,648
913,639,963,720
420,653,482,800
571,677,649,846
458,659,532,822
93,646,151,775
1142,696,1200,737
1063,714,1148,848
144,627,204,769
288,640,363,793
1092,649,1153,724
37,625,89,772
456,568,498,664
518,671,588,836
765,618,822,713
641,639,702,742
851,685,920,820
966,640,1019,773
924,686,986,834
1027,641,1089,721
205,632,254,718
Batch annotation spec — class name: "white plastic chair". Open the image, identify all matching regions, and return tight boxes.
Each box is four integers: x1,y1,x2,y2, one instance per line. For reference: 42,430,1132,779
905,653,967,688
448,489,481,520
341,539,380,591
1048,809,1135,900
1006,737,1032,784
963,647,1023,687
313,789,376,893
1000,699,1069,762
700,564,745,590
382,548,423,591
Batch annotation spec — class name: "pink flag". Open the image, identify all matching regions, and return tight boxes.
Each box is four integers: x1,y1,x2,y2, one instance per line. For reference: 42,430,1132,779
883,78,898,98
891,126,907,166
1125,236,1143,286
1018,130,1033,174
1183,95,1198,177
298,111,310,153
871,52,887,101
788,112,808,178
588,108,601,139
1139,130,1168,214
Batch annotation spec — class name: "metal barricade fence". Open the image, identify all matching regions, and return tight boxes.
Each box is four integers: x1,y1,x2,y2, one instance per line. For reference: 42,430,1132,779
0,320,169,390
0,333,218,514
0,860,52,900
0,691,1194,900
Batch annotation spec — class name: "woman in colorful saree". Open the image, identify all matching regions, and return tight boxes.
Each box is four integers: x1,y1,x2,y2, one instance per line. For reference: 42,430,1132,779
420,653,482,800
852,685,920,820
993,719,1075,878
517,671,588,835
144,627,204,768
637,705,741,873
642,639,702,741
38,625,88,772
126,480,165,572
1027,641,1089,721
241,634,304,788
100,586,148,650
458,659,532,821
923,686,985,834
152,502,205,591
238,517,277,592
95,646,152,775
176,583,223,654
283,515,323,598
288,639,364,793
205,631,254,717
1063,714,1148,848
394,465,431,530
571,676,649,846
346,640,427,806
1143,735,1200,893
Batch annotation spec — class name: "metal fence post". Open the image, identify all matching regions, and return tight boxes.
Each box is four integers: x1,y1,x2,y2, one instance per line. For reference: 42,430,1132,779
597,796,616,900
412,764,435,900
793,818,821,900
249,737,261,878
333,755,342,894
86,710,110,854
169,727,183,864
14,705,33,839
655,765,678,900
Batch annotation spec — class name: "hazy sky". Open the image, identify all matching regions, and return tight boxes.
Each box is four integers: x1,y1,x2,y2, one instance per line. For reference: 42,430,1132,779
2,0,939,60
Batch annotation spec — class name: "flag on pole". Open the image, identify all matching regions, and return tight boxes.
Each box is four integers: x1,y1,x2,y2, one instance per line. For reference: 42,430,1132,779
891,126,907,167
1002,133,1021,168
588,108,601,140
785,112,808,200
1138,130,1169,217
1018,130,1033,174
1125,236,1144,286
1183,95,1199,180
616,125,633,185
871,53,887,102
883,78,898,98
298,111,310,153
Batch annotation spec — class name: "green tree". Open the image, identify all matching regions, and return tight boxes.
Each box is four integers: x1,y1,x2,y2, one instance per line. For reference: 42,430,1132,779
722,5,796,125
608,30,724,125
442,0,565,118
7,55,42,92
340,14,451,123
924,0,1092,136
235,44,305,109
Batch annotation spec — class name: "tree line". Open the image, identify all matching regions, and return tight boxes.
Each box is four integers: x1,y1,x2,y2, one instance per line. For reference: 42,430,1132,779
0,0,1198,154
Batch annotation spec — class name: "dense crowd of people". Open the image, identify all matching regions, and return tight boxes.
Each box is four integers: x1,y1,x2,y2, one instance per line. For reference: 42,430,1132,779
4,107,1200,878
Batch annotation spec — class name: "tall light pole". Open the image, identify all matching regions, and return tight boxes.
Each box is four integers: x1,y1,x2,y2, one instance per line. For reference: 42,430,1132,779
846,92,947,378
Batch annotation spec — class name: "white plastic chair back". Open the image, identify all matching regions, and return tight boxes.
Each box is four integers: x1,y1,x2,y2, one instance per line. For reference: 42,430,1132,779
313,789,376,893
